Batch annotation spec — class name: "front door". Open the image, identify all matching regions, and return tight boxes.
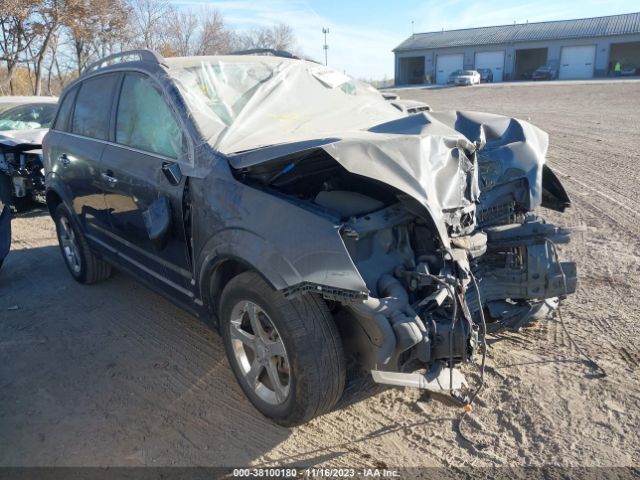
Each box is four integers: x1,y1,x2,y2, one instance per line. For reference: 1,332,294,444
101,72,193,300
46,73,120,244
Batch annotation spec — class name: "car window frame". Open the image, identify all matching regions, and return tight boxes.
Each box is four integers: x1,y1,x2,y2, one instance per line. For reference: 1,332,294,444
112,70,193,166
52,87,80,133
70,72,121,141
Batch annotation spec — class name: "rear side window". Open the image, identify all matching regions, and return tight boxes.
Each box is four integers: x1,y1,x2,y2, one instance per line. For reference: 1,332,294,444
115,73,182,159
53,87,77,132
71,73,118,140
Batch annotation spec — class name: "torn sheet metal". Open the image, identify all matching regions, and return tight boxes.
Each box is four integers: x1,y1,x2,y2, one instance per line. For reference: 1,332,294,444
166,56,550,245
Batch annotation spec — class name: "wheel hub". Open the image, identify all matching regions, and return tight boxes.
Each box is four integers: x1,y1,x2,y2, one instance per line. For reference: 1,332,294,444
229,300,290,405
58,216,81,274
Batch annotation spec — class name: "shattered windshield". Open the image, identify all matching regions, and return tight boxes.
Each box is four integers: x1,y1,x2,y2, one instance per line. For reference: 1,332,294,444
166,56,403,154
0,103,56,131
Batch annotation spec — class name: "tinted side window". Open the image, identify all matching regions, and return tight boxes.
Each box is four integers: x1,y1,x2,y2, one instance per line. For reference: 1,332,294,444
71,73,118,140
53,87,77,132
116,73,182,159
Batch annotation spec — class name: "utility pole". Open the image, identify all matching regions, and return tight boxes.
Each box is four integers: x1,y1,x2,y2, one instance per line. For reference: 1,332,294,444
322,27,330,65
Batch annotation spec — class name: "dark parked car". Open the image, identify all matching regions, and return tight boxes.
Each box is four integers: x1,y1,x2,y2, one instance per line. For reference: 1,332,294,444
532,64,558,80
43,50,576,425
477,68,494,82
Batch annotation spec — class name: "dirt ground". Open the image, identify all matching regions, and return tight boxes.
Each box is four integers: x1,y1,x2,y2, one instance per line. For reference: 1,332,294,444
1,81,639,470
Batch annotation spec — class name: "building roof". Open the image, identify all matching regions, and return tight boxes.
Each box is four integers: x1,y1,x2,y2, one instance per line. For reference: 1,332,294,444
394,12,640,52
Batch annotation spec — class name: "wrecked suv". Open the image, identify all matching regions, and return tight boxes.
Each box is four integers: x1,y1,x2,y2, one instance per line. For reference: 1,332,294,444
43,50,576,426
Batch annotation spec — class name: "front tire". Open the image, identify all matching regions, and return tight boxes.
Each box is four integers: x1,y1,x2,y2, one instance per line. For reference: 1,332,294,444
53,204,111,284
220,272,345,426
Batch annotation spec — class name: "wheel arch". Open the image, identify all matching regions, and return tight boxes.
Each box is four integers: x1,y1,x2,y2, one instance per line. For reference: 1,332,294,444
45,189,63,217
201,256,254,325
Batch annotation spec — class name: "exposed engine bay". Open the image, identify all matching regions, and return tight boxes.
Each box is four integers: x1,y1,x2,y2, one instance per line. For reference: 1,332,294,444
232,110,577,398
0,135,47,206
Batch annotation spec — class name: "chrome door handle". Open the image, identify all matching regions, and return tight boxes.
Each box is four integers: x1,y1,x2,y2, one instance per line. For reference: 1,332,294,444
101,172,118,186
58,154,70,167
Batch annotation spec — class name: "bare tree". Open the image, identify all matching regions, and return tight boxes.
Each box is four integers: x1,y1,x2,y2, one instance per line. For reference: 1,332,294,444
197,8,234,55
0,0,39,93
65,0,130,75
270,23,296,51
0,2,303,95
128,0,172,50
236,23,297,52
30,0,69,95
164,8,198,57
165,7,234,57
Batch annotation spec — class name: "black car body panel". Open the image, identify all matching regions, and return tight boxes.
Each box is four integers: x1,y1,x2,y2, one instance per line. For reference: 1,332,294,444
43,50,577,394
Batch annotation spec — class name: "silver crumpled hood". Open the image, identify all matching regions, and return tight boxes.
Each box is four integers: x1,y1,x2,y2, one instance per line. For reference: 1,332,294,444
0,128,48,147
168,58,549,232
230,110,549,245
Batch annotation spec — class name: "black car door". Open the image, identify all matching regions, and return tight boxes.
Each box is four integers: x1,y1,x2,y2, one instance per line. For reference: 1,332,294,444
46,74,119,244
100,72,194,301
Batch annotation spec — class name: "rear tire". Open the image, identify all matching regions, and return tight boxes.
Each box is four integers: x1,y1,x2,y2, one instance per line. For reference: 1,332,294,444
53,204,111,284
220,272,345,426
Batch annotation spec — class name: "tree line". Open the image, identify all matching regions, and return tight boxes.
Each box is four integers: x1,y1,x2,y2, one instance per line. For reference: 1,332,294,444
0,0,298,96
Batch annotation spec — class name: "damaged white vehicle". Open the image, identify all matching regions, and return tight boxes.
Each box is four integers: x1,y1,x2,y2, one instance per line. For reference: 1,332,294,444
43,50,576,425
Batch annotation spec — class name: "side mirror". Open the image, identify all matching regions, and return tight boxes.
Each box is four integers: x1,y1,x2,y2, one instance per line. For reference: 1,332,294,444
162,161,183,186
143,196,171,250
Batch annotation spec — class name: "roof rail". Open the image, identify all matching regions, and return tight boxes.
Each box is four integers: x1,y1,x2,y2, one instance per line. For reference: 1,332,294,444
229,48,301,59
83,49,167,76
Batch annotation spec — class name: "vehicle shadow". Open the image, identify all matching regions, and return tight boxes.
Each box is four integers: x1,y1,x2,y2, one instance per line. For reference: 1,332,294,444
0,244,292,466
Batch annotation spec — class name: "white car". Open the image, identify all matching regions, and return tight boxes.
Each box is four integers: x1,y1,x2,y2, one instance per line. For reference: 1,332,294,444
448,70,481,86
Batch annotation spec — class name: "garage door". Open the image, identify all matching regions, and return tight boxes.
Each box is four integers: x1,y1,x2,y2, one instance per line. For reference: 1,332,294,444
475,51,505,82
436,53,463,84
559,45,596,79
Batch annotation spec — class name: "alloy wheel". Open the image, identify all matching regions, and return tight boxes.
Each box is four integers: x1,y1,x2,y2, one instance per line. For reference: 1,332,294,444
58,216,81,273
229,300,290,405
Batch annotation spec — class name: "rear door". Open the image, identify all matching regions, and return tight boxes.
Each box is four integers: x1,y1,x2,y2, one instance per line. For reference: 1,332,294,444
46,73,119,242
100,72,194,299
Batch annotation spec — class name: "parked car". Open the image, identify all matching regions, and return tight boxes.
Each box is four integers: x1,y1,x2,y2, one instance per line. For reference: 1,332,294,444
0,95,54,113
620,64,637,76
448,69,481,86
521,69,535,80
532,64,557,80
0,96,57,270
477,68,494,83
43,50,576,425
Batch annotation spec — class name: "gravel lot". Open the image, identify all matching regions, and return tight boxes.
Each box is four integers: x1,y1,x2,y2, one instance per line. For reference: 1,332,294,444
1,80,639,469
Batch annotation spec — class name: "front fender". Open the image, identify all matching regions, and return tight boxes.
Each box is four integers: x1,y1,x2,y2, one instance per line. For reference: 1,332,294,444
191,174,369,300
44,171,74,216
197,227,302,294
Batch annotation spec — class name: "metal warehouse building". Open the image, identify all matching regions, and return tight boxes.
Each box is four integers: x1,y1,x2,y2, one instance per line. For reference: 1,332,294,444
394,12,640,85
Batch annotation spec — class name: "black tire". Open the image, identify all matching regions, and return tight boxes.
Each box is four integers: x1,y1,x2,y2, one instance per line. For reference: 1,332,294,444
0,175,11,269
53,203,111,284
220,272,345,426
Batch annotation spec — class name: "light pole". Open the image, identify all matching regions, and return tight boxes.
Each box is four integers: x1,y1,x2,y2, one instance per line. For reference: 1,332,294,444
322,27,329,65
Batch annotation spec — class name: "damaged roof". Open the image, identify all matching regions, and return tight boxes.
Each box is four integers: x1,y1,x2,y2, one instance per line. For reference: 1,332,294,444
394,12,640,51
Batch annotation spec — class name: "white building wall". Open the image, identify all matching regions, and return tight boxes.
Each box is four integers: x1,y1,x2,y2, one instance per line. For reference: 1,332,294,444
394,33,640,85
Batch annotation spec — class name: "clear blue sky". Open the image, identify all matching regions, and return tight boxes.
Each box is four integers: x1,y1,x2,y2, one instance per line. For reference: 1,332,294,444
171,0,639,79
